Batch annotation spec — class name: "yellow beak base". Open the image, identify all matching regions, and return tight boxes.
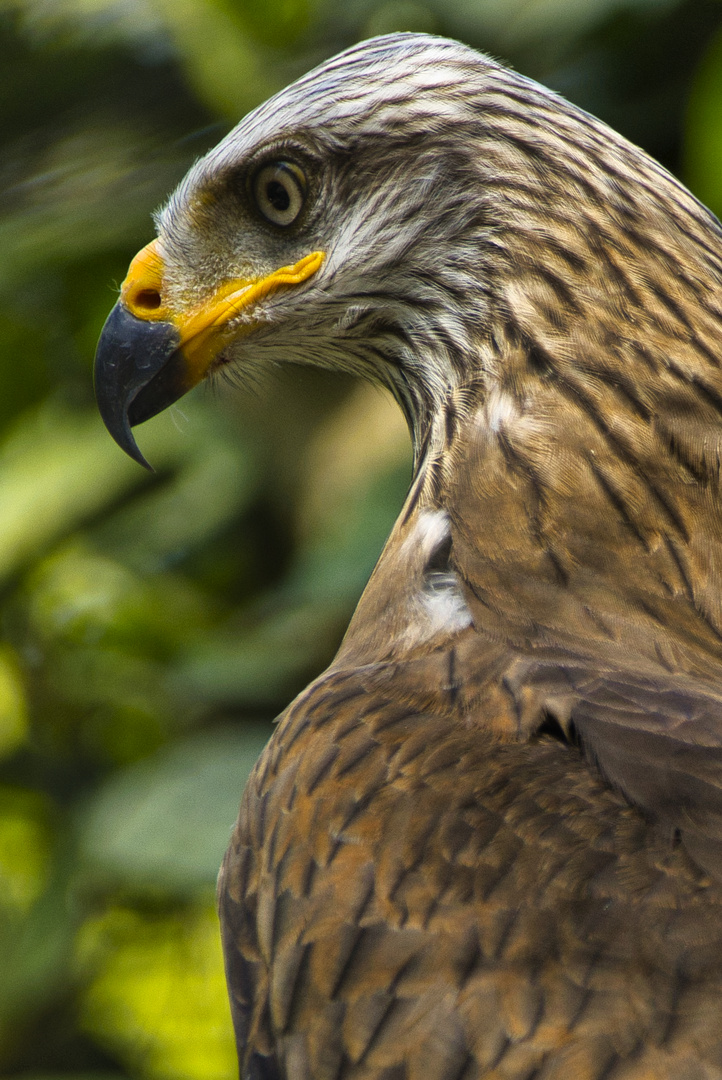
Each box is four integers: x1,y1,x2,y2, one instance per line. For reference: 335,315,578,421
94,239,325,468
121,241,325,387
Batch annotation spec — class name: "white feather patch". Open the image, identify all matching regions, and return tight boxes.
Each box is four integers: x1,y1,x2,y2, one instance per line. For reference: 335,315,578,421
401,510,473,644
479,387,520,433
407,508,453,559
421,574,474,637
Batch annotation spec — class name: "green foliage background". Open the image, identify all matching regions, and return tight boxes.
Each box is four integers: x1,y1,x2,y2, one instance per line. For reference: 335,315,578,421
2,0,722,1076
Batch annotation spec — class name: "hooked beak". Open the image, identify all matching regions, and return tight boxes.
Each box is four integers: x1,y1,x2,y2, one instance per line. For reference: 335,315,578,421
94,239,325,468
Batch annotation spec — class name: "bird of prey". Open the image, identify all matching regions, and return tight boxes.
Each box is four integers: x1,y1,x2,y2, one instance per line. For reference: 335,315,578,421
95,33,722,1079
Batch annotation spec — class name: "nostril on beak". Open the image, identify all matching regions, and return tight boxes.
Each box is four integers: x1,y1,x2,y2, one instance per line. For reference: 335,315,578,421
133,288,163,312
121,240,169,320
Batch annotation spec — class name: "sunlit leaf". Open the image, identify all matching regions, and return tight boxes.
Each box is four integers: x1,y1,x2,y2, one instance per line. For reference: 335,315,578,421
0,647,28,758
78,903,236,1080
0,788,52,912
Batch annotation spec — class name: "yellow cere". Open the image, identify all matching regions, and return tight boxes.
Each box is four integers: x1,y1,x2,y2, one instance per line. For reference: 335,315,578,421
121,240,325,384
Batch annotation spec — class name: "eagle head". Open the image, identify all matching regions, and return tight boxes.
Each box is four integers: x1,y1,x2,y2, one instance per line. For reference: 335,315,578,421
94,33,560,466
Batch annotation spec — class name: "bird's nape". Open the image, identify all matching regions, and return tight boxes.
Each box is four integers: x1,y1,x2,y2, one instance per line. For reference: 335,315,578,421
95,32,722,1080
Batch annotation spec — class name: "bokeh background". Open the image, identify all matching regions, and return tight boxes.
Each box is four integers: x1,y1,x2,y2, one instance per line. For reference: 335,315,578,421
3,0,722,1077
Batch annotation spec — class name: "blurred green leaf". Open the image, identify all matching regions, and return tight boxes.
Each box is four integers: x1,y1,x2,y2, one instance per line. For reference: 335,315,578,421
363,0,437,37
77,726,270,892
0,404,157,583
437,0,682,50
151,0,279,118
0,397,257,584
0,122,188,291
685,23,722,215
0,0,165,47
177,458,410,703
92,414,259,574
177,601,345,703
237,0,316,46
0,860,77,1058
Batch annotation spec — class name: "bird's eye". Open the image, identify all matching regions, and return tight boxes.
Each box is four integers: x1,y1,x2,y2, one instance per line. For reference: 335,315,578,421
252,162,306,226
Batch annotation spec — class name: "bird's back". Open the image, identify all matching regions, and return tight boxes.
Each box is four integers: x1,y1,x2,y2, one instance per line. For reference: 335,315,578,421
220,662,722,1080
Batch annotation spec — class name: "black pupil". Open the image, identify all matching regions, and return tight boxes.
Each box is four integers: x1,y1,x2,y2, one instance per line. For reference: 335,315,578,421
267,179,290,212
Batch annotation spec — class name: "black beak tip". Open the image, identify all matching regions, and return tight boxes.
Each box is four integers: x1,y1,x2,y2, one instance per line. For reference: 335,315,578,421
94,301,182,471
94,379,154,471
107,414,154,472
93,374,153,470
